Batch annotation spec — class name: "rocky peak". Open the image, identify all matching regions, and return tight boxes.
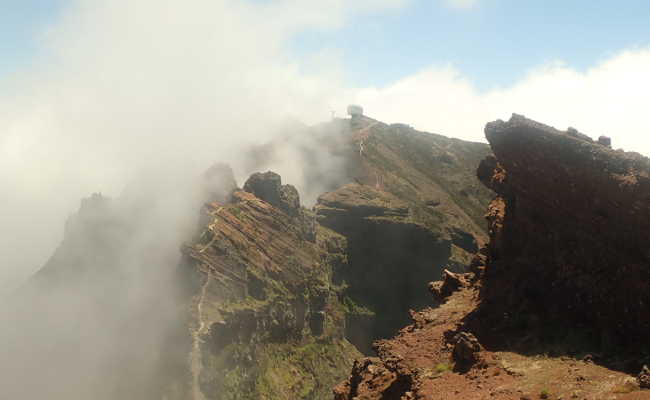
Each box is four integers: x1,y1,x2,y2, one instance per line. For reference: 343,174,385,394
477,113,650,364
182,171,360,399
335,114,650,400
243,171,300,216
15,114,496,400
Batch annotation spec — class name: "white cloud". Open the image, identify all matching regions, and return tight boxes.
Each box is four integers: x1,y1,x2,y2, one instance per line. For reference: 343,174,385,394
0,1,407,397
444,0,479,9
352,48,650,156
3,1,649,297
2,2,650,396
0,0,402,290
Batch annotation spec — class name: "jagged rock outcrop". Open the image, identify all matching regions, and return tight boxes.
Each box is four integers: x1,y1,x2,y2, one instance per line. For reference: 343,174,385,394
11,114,494,400
334,115,650,400
181,115,495,398
183,174,360,400
239,117,493,360
428,269,471,301
475,114,650,360
452,331,482,368
243,171,300,216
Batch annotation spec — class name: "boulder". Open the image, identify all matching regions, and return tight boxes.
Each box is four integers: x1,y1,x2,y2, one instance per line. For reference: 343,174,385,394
429,269,470,301
598,135,612,147
452,331,482,366
243,171,300,216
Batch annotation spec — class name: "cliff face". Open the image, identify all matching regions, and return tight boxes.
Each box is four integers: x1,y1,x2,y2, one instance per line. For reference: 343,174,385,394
181,171,359,400
7,115,493,399
180,116,494,399
308,118,490,356
244,116,493,237
314,183,455,354
475,114,650,360
334,115,650,400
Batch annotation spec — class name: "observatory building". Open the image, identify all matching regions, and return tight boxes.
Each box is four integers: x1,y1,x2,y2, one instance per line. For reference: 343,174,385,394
347,104,363,118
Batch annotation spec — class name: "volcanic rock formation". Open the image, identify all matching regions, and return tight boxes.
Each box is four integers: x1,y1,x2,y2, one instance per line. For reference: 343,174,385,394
179,116,494,399
334,115,650,400
182,177,358,399
475,114,650,361
9,114,494,400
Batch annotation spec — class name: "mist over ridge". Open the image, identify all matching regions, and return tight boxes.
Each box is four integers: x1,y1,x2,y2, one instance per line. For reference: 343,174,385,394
3,1,650,399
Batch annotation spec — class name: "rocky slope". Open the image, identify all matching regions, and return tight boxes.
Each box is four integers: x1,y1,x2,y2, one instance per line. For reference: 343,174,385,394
179,169,360,400
334,284,647,400
324,117,491,354
7,113,493,399
334,115,650,399
243,115,492,355
179,116,494,399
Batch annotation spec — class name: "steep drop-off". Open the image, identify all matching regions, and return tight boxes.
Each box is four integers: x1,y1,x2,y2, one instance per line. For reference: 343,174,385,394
181,171,360,399
179,115,494,399
8,114,493,399
314,183,453,354
335,115,650,400
474,115,650,364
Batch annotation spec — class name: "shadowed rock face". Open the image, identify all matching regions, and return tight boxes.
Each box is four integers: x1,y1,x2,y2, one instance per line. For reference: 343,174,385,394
183,184,359,400
477,114,650,358
243,171,301,216
236,118,494,360
12,115,494,400
315,184,451,354
182,116,494,399
334,115,650,400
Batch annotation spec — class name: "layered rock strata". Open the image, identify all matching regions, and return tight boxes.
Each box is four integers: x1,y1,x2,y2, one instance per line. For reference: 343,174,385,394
334,115,650,399
476,114,650,360
182,172,360,400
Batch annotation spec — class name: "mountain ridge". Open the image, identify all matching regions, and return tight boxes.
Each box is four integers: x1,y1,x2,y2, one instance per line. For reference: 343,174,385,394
4,113,494,399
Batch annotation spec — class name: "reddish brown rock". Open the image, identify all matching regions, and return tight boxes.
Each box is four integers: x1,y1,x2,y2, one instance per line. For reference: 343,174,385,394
185,175,360,399
452,331,482,367
333,357,399,400
476,114,650,357
333,115,650,400
428,269,471,301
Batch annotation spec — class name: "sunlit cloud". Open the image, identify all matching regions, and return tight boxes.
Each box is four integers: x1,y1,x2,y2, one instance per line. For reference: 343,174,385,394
352,48,650,156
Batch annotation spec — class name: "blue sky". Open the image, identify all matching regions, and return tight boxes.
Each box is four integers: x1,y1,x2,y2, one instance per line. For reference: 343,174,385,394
3,1,650,90
291,0,650,90
0,0,66,78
